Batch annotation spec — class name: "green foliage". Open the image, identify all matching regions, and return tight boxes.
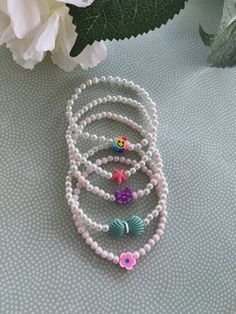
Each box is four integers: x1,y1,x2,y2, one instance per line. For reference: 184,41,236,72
67,0,187,57
200,0,236,67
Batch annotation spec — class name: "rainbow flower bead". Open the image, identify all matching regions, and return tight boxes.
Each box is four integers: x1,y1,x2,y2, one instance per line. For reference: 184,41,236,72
112,136,129,153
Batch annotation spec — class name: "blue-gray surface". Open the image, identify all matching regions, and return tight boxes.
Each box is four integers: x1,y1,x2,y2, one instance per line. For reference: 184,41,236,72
0,0,235,313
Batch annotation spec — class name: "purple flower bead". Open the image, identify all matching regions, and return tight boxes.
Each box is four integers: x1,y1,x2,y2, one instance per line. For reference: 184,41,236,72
114,186,133,204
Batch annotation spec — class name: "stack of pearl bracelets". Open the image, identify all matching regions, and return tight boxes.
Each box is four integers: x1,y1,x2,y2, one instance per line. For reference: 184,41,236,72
65,76,168,271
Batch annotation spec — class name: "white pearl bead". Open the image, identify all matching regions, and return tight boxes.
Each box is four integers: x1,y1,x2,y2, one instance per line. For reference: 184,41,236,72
144,218,149,226
137,190,144,197
160,217,167,224
107,253,114,261
91,241,98,250
147,214,153,221
106,173,112,179
133,251,140,259
158,223,165,230
95,247,102,255
125,170,131,177
90,222,96,229
148,239,155,247
91,134,97,140
153,234,160,242
85,237,93,245
102,157,108,164
156,229,163,236
104,193,110,200
113,256,119,264
82,231,89,239
144,244,151,252
139,248,146,256
130,168,136,174
152,210,159,217
102,225,109,232
147,183,153,190
101,250,108,259
96,224,103,231
77,227,84,234
141,139,148,146
114,156,119,162
92,77,99,84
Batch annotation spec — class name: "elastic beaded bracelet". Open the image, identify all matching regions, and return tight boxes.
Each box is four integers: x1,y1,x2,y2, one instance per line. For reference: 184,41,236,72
72,204,167,270
66,154,168,234
66,76,159,132
68,142,163,202
69,94,157,148
66,114,159,182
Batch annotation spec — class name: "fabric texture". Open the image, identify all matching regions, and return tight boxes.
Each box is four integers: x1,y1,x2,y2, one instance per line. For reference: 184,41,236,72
0,0,235,313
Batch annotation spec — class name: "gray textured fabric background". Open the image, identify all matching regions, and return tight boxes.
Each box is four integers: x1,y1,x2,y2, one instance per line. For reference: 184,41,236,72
1,0,236,313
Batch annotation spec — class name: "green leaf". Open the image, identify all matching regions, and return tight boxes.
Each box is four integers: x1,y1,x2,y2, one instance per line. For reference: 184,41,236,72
199,0,236,67
199,25,215,47
67,0,187,57
208,19,236,67
219,0,236,32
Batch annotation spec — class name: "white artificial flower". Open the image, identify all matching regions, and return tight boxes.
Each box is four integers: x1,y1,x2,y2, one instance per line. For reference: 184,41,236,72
0,0,107,71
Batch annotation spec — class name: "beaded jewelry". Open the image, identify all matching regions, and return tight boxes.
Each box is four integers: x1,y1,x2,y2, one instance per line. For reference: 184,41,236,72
70,146,163,203
66,154,167,234
65,76,168,270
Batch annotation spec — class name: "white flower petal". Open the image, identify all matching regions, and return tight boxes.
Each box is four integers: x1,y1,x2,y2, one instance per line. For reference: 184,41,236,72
51,10,107,71
7,37,45,69
56,0,95,7
51,50,77,72
7,0,49,39
74,41,107,69
0,25,15,45
0,9,15,44
0,1,8,14
23,10,61,61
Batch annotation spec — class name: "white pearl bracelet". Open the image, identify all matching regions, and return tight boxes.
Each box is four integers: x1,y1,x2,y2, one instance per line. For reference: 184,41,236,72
65,76,168,270
66,155,168,232
69,146,164,203
72,205,167,268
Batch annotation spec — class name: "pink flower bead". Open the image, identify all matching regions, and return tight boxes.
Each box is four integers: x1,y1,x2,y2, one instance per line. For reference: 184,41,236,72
119,252,136,270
